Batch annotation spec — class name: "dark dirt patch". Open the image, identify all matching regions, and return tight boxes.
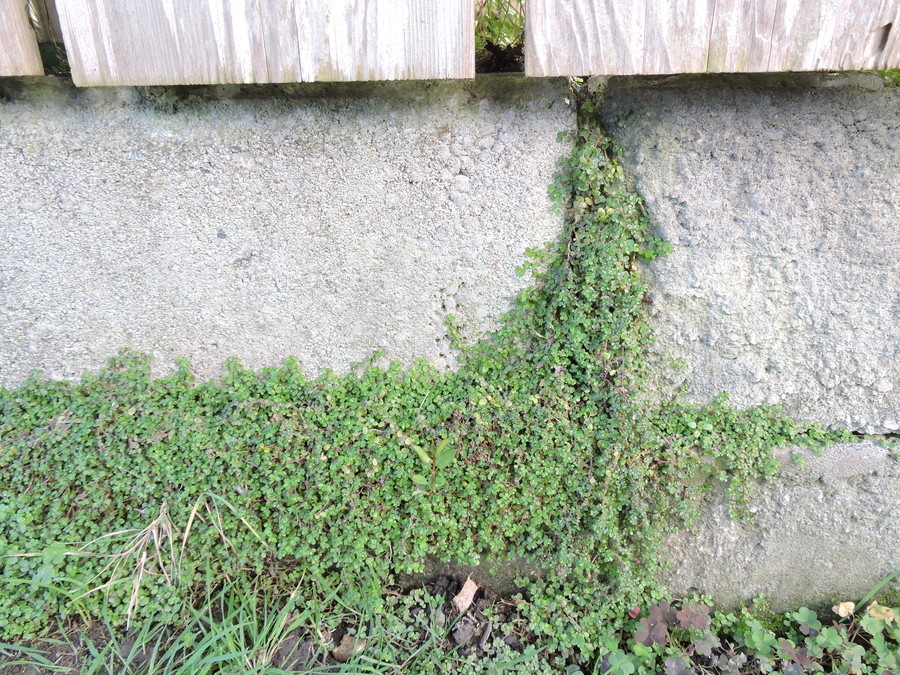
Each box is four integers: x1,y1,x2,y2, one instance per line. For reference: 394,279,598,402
476,44,524,73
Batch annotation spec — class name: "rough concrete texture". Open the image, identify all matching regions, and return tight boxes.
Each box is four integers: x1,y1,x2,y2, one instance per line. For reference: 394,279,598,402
601,73,900,434
661,440,900,612
0,76,572,386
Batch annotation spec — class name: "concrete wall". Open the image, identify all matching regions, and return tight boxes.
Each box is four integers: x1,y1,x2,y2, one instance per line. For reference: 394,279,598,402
601,73,899,435
0,76,571,385
661,441,900,612
599,73,900,609
1,73,898,609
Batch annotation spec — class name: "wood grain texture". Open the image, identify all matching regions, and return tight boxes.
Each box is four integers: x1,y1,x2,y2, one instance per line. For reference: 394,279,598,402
767,0,824,70
642,0,716,74
0,0,44,76
814,0,898,70
707,0,778,72
875,14,900,69
527,0,900,76
526,0,647,76
55,0,474,86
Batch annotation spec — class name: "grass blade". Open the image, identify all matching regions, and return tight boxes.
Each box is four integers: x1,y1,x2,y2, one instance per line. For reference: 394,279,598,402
857,568,900,608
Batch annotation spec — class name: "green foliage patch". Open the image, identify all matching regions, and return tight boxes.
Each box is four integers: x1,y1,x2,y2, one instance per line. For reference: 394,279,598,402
873,69,900,86
594,596,900,674
475,0,524,51
0,95,849,657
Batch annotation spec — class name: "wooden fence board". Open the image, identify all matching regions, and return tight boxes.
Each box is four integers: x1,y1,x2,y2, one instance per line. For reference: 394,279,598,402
815,0,898,69
527,0,900,76
642,0,716,74
260,0,301,82
526,1,645,76
877,18,900,70
56,0,474,86
527,0,718,76
598,3,647,75
707,0,778,72
0,0,44,76
523,0,568,76
767,0,824,71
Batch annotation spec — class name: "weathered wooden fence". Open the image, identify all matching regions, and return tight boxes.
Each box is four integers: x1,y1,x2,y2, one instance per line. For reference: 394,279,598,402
0,0,43,75
526,0,899,76
1,0,898,84
55,0,475,86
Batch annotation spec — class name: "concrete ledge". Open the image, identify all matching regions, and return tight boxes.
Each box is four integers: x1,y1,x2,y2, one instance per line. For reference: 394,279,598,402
0,75,572,386
660,441,900,612
602,74,900,434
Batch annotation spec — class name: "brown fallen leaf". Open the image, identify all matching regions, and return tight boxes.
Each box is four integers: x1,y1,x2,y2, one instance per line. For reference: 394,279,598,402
452,576,479,613
331,634,366,663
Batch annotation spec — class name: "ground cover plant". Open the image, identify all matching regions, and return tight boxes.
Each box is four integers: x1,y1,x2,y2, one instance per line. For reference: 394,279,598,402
0,87,862,671
3,575,898,673
475,0,524,72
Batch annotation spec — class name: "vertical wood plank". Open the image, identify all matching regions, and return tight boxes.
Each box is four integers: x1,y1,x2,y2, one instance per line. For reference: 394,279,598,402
260,0,301,82
525,0,646,77
56,0,474,86
0,0,44,76
524,0,567,77
407,0,475,80
642,0,717,75
874,18,900,69
814,0,898,70
768,0,823,70
596,1,646,75
707,0,778,72
527,0,721,77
